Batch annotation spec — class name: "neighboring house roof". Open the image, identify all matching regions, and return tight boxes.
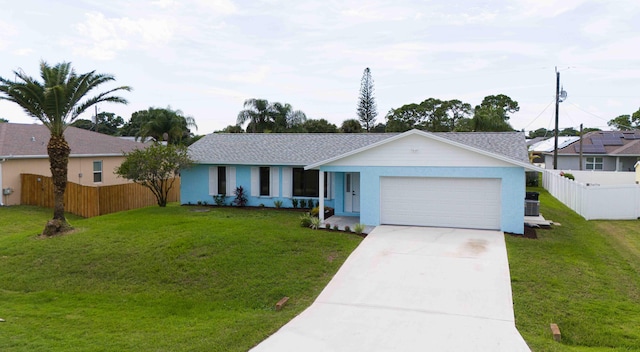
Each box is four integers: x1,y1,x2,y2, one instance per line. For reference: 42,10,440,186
529,136,580,152
0,123,144,158
553,130,640,156
189,130,530,166
526,136,546,147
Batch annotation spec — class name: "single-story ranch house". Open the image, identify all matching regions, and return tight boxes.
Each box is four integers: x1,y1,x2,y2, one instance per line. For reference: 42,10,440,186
181,129,538,234
0,123,144,206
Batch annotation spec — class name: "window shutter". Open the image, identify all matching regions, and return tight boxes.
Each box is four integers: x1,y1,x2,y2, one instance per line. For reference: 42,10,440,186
251,167,259,197
208,166,218,196
327,172,333,200
270,167,279,197
227,167,236,196
282,167,292,198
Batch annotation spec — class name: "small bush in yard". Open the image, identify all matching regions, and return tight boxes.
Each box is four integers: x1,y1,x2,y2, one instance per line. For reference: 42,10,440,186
274,200,283,208
299,213,313,228
354,223,365,235
333,224,339,231
213,195,226,206
310,217,321,230
291,198,299,208
344,225,351,232
233,186,248,207
325,223,331,230
561,172,575,180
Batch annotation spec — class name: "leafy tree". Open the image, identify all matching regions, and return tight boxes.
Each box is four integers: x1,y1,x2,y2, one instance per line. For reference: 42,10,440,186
357,67,378,132
218,124,244,133
0,117,8,123
385,98,471,132
120,110,149,137
453,118,474,132
116,143,193,207
135,107,197,145
528,128,550,139
340,119,363,133
559,127,579,136
301,118,338,133
583,127,602,133
70,112,124,135
0,61,130,235
370,123,386,132
472,94,518,132
607,110,640,130
441,99,472,131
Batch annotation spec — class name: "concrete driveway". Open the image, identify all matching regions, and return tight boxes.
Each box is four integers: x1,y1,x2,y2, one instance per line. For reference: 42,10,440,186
251,226,530,351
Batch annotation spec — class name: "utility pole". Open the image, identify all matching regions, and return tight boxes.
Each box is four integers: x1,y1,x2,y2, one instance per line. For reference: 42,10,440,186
579,123,583,170
553,67,560,170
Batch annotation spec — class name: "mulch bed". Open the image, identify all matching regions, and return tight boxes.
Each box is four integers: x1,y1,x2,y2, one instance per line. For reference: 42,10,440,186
506,225,538,239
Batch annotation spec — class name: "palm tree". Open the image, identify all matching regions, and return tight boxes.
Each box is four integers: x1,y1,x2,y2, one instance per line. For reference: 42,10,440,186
236,99,273,132
271,102,307,132
0,61,130,235
136,107,198,144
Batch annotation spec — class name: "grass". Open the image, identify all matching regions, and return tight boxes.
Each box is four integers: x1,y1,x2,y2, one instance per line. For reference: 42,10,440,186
507,187,640,352
0,205,362,351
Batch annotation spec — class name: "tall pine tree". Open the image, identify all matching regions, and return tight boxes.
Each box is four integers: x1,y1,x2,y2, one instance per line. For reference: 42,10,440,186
357,67,378,132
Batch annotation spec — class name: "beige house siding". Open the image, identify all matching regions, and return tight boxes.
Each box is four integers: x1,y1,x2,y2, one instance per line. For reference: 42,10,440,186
1,156,129,206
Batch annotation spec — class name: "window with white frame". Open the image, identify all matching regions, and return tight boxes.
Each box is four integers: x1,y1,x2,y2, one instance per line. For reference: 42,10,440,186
251,167,279,197
259,167,270,196
209,166,236,195
93,161,103,183
586,157,603,170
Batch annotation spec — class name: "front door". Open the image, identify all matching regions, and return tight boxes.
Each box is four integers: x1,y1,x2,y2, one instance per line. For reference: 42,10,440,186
344,173,360,213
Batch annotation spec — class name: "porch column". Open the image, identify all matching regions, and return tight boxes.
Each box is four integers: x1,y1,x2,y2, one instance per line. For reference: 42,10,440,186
616,156,620,171
319,170,325,223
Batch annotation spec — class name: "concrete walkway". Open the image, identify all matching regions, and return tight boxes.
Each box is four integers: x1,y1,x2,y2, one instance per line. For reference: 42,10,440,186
251,226,530,351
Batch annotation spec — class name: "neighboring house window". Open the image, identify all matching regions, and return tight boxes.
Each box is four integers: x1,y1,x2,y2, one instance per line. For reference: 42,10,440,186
260,167,270,196
217,166,226,195
586,157,603,170
93,161,102,183
293,168,327,197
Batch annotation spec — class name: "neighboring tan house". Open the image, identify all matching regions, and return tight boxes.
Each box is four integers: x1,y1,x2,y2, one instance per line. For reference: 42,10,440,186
543,130,640,171
0,123,144,206
182,129,538,234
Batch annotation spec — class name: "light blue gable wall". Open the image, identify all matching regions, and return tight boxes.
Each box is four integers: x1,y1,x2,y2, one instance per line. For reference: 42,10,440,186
181,164,336,208
321,165,525,234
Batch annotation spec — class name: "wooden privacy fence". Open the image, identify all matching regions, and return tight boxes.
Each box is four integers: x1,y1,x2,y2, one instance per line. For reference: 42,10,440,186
21,174,180,218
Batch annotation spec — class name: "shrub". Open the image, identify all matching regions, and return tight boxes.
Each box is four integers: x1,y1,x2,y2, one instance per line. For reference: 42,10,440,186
274,200,283,208
291,198,299,208
333,224,339,231
561,172,575,180
526,171,539,187
299,213,313,228
315,200,320,208
310,206,320,217
354,223,365,235
344,225,351,232
213,194,226,206
258,203,265,208
325,223,331,230
310,217,321,230
233,186,248,207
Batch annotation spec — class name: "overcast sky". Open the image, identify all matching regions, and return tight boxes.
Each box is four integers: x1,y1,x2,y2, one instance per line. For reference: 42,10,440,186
1,0,639,135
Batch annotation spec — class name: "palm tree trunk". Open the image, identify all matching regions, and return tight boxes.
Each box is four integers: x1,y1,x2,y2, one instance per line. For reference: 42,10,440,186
43,134,72,235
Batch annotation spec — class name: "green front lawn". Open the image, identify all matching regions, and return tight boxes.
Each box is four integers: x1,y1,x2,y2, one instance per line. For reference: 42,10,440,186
507,188,640,351
0,205,362,351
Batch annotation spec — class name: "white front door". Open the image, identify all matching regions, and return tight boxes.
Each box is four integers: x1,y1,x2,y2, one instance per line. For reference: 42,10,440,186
344,173,360,213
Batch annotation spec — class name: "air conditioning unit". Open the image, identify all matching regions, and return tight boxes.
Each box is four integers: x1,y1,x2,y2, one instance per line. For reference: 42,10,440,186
3,188,13,195
525,200,539,216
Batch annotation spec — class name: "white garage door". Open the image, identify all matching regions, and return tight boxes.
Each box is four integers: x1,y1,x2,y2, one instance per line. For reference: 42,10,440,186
380,177,501,230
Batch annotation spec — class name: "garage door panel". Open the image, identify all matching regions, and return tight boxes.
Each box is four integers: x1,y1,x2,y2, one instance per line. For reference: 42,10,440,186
380,177,501,230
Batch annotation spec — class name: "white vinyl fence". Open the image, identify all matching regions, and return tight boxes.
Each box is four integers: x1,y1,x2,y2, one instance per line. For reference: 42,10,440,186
542,170,640,220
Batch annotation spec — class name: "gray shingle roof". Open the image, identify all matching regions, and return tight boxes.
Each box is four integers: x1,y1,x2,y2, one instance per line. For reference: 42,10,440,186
189,131,529,165
0,123,144,158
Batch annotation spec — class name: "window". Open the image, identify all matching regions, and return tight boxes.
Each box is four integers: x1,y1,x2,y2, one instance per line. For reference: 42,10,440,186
259,167,270,196
586,157,603,170
217,166,226,195
93,161,102,183
292,168,327,197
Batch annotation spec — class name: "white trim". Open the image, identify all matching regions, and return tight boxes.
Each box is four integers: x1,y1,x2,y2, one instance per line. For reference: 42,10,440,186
0,160,4,206
282,167,292,198
251,167,259,197
304,129,542,171
270,167,279,197
208,166,218,195
319,171,325,222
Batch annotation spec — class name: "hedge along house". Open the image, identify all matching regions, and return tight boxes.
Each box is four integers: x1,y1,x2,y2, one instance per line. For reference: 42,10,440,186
181,129,538,234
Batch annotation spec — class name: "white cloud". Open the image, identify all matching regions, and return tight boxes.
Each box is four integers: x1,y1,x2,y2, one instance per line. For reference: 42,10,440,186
226,65,271,84
194,0,238,15
0,20,17,51
512,0,587,19
12,48,34,56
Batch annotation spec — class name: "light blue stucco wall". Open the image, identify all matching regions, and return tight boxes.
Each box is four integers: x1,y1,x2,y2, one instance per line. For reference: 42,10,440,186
180,164,336,208
321,165,526,234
